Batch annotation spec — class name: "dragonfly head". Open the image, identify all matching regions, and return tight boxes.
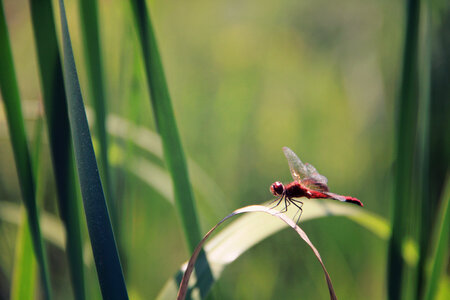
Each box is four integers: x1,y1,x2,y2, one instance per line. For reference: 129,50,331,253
270,181,285,197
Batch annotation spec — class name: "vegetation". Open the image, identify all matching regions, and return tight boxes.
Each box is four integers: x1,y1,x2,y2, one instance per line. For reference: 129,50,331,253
0,0,448,299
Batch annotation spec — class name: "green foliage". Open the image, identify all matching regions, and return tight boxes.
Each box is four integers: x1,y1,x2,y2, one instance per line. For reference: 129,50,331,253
0,0,448,299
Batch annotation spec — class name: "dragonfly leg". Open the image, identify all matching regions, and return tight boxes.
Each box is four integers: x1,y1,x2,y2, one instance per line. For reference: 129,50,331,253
290,200,304,224
269,196,284,210
279,198,291,213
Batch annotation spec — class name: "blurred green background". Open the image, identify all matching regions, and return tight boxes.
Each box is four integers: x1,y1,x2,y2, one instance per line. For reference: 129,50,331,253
0,0,449,299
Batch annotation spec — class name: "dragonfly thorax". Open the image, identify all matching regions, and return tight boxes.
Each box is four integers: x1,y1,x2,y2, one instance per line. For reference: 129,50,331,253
270,181,285,196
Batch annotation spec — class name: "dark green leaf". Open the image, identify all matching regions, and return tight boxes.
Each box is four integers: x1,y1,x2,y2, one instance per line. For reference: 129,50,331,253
56,0,128,298
78,0,114,226
28,0,86,297
387,0,422,298
415,1,432,297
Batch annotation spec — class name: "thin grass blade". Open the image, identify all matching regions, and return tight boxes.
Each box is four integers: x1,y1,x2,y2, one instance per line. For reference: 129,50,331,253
387,0,422,298
10,210,37,300
129,0,202,253
28,0,86,297
11,116,44,300
424,175,450,300
129,2,214,296
56,0,128,298
0,2,52,298
78,0,115,226
416,0,432,297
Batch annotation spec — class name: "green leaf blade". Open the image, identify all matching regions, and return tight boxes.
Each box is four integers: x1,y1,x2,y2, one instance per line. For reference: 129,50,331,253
0,2,52,298
11,210,37,300
78,0,114,223
387,0,422,299
129,2,215,296
28,0,86,298
57,0,128,298
424,176,450,300
129,0,202,253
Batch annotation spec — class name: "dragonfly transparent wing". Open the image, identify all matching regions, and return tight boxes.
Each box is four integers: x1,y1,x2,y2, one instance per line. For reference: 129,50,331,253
324,192,347,202
302,163,330,191
282,147,308,181
302,178,329,192
305,163,328,184
282,147,330,192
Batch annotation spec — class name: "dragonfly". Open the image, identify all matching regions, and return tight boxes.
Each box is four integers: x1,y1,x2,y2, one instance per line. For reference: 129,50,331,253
270,147,363,223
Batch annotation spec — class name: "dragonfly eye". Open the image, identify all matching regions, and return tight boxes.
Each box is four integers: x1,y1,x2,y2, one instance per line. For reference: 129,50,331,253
270,181,284,196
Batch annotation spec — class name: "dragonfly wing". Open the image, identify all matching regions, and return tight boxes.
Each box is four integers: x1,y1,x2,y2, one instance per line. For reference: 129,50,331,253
283,147,308,181
302,178,329,192
324,192,347,202
298,163,330,192
304,163,328,185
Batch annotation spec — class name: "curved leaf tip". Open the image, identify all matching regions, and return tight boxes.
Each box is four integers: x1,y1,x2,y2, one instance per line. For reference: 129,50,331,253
177,205,337,300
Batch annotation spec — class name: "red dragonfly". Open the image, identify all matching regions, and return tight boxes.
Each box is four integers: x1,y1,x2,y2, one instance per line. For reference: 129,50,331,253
270,147,363,223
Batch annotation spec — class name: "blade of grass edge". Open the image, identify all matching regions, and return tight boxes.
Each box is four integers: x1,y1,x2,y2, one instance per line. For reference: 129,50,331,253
177,205,337,300
387,0,421,299
0,2,52,298
56,0,128,298
424,175,450,300
11,113,44,300
416,0,432,298
129,0,202,255
28,0,86,298
78,0,115,228
128,1,214,298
